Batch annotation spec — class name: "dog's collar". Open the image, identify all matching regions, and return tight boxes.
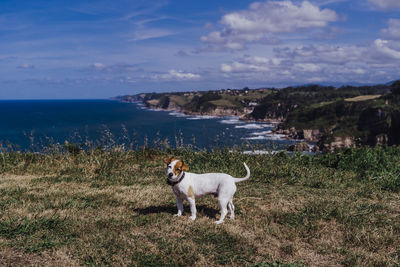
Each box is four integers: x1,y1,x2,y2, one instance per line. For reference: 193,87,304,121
167,172,185,186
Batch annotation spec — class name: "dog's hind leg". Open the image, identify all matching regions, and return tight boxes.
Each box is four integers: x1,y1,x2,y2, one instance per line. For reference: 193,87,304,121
228,199,235,219
215,198,229,224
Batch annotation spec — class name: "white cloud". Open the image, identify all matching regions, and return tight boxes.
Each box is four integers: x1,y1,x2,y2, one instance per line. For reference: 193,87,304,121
221,55,282,73
201,0,338,51
221,61,269,73
373,39,400,60
91,62,106,70
17,63,35,69
277,39,400,65
294,63,322,72
223,1,337,32
242,55,283,65
381,19,400,40
219,38,400,85
131,29,174,41
368,0,400,10
88,63,138,72
274,44,367,64
154,70,201,81
352,68,366,74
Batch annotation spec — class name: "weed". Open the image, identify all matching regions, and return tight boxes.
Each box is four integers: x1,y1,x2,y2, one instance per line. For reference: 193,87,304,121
0,145,399,265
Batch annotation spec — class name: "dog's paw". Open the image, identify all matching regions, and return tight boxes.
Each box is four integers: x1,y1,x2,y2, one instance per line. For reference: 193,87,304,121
174,213,182,217
189,216,196,221
214,220,224,224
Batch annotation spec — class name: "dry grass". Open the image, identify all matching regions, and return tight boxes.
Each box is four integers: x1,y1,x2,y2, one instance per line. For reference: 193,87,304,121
146,99,159,106
169,95,190,107
344,95,381,102
0,148,399,266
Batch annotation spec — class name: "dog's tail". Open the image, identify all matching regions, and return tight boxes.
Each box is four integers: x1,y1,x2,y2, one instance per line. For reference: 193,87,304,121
233,162,250,183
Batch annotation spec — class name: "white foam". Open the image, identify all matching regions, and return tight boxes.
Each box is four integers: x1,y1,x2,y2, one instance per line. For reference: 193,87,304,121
242,132,287,141
220,117,245,124
242,135,269,140
235,123,272,129
168,111,188,117
265,134,287,140
187,115,218,120
249,130,272,135
242,150,279,155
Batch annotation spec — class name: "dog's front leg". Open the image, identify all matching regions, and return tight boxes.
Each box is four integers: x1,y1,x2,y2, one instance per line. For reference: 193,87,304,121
175,197,183,216
187,197,196,220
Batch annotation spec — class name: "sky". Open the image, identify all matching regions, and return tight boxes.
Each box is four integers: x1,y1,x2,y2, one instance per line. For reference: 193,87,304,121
1,0,400,99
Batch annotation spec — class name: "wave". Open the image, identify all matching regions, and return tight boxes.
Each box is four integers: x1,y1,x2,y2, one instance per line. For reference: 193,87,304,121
242,135,269,140
242,131,287,141
187,115,218,120
249,130,272,135
168,111,188,117
235,123,273,129
242,150,279,155
219,117,245,124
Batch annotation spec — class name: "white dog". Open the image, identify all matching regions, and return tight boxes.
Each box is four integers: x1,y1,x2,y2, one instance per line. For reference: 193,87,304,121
164,157,250,224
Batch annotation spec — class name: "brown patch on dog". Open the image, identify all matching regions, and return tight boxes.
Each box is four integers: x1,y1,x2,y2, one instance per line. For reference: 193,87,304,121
173,160,182,176
188,186,195,199
182,161,189,171
171,160,189,176
163,157,175,165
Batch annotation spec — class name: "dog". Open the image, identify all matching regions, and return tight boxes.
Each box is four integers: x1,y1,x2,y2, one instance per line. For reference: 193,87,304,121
163,157,250,224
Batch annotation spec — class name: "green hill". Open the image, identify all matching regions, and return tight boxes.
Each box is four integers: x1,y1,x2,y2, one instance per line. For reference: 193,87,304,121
117,81,400,151
273,81,400,151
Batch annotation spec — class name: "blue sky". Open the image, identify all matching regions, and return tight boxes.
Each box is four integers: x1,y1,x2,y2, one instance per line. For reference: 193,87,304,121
1,0,400,99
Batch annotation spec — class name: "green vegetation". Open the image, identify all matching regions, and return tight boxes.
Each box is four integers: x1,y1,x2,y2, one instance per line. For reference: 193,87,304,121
248,84,390,121
0,145,399,265
118,87,272,115
117,81,400,150
279,84,400,149
245,82,400,150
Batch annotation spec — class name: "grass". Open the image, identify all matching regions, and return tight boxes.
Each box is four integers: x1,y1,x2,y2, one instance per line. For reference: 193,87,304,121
209,99,242,109
344,95,382,102
169,95,191,107
150,90,272,114
0,146,399,266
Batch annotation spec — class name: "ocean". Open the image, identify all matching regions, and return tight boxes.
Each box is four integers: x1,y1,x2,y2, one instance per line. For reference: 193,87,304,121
0,99,298,151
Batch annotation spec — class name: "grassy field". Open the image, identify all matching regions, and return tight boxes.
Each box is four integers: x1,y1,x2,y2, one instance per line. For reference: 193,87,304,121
0,146,399,266
344,95,382,102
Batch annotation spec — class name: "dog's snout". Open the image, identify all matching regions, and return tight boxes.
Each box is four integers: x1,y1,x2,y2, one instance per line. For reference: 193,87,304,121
168,173,173,178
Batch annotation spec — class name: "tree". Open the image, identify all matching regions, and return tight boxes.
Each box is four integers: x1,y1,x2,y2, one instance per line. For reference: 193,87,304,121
391,80,400,95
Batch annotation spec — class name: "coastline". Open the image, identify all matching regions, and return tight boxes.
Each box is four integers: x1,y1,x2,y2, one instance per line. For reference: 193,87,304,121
122,99,314,151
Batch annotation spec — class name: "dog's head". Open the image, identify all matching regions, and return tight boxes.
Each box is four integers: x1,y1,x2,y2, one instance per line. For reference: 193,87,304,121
163,157,189,183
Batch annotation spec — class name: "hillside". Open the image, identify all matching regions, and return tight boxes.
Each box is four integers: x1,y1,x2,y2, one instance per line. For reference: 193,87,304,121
116,81,399,151
275,81,400,151
117,88,273,118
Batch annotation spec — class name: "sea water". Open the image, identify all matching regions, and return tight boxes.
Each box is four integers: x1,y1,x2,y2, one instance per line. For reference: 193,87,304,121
0,99,298,151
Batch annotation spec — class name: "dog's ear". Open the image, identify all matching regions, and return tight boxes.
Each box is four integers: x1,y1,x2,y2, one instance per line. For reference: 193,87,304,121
182,161,189,171
163,157,175,165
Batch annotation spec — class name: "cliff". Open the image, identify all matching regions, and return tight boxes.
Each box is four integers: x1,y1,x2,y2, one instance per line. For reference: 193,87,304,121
117,89,273,118
115,81,400,151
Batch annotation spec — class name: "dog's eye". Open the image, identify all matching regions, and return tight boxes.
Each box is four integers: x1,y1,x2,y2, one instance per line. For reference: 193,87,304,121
167,166,171,169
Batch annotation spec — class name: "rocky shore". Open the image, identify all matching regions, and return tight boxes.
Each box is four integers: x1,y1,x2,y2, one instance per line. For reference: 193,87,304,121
125,97,315,151
123,97,355,152
116,80,400,152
